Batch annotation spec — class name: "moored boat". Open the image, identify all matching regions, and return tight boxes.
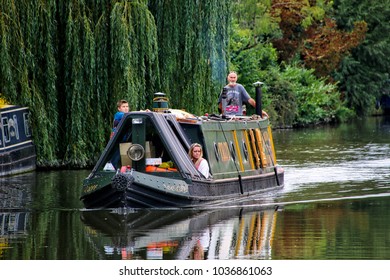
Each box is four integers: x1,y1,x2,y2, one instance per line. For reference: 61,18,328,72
0,104,36,177
81,92,284,209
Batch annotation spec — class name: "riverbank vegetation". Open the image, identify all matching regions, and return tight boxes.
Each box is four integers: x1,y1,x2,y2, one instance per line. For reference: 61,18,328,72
1,0,389,167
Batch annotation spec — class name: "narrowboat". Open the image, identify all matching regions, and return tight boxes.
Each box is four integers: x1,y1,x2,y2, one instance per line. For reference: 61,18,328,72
0,104,36,177
81,90,284,209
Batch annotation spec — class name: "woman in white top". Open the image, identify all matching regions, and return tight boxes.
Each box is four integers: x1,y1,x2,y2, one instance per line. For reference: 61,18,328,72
188,143,210,178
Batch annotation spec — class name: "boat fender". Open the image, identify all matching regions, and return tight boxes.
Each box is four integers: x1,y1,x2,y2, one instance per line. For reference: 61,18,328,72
111,173,134,191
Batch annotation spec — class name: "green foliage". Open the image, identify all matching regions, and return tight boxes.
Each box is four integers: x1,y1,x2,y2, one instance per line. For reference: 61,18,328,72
4,0,382,167
148,0,230,115
300,1,328,28
280,65,354,126
0,0,159,167
111,1,159,110
229,0,353,127
0,0,59,166
232,0,279,39
239,63,353,128
332,0,390,116
229,40,279,119
230,36,279,84
0,0,231,167
260,67,298,128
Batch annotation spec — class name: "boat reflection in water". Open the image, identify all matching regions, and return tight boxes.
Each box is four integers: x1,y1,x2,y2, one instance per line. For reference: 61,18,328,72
80,206,279,260
0,181,31,259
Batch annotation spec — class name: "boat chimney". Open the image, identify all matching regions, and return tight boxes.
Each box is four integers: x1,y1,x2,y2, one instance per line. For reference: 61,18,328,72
253,81,264,117
152,92,169,113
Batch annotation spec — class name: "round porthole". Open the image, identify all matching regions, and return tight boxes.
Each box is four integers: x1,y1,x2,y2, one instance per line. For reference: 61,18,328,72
127,144,145,161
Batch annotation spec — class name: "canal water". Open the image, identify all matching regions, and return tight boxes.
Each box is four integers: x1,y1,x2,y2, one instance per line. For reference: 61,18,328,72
1,116,389,260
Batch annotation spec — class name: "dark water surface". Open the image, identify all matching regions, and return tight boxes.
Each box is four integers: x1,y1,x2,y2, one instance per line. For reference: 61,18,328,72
1,117,389,260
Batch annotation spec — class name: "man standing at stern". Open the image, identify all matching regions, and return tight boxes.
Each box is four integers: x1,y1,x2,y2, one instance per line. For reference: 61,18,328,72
218,71,255,116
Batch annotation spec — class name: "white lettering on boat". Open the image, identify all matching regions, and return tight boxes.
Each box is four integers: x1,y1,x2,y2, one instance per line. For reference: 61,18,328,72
163,183,188,193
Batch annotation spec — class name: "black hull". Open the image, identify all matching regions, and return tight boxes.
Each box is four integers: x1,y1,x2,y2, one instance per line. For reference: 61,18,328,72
81,169,284,209
0,144,36,177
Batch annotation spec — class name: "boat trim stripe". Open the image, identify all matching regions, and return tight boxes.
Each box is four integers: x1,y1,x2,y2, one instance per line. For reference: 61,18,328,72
255,128,268,167
0,106,29,114
232,130,244,172
267,126,277,164
248,129,260,169
0,140,33,151
244,130,255,170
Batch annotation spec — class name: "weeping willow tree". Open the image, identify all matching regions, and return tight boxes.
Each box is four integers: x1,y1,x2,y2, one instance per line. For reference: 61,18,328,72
0,0,231,168
149,0,231,115
0,0,59,166
57,0,161,167
110,0,160,110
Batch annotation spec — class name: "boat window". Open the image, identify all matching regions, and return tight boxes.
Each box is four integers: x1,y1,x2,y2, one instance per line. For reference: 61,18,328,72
242,140,248,161
2,117,10,142
102,115,181,177
229,141,236,161
23,113,31,137
213,142,220,161
143,118,179,175
166,116,191,150
217,142,230,162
